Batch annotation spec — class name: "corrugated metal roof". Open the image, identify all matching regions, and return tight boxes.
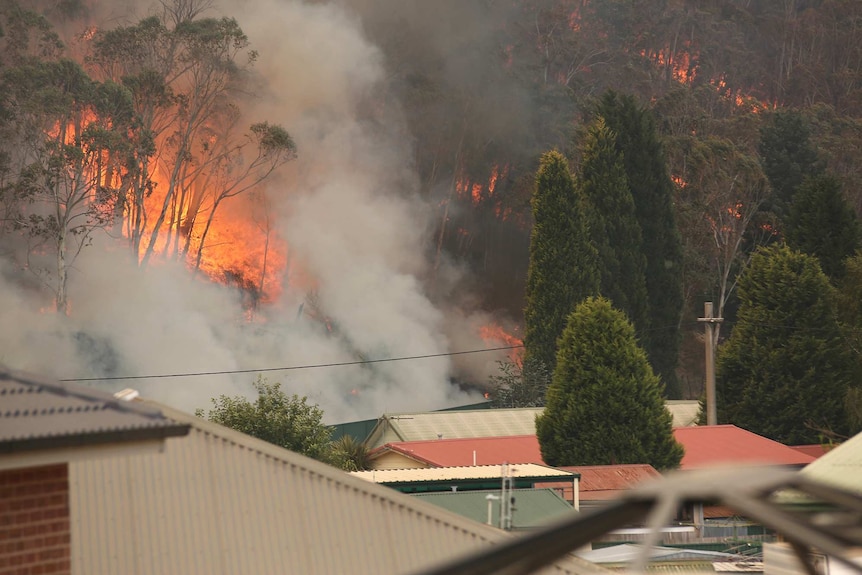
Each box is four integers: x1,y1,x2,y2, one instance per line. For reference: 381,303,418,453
411,488,575,529
0,370,188,453
367,408,544,448
800,430,862,495
370,435,544,467
673,425,815,470
69,400,602,575
365,403,697,449
351,463,575,484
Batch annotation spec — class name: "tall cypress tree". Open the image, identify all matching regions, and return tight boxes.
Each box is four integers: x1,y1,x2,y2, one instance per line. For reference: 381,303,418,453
716,245,855,444
536,296,683,470
784,173,860,280
758,110,823,221
595,91,684,398
524,150,599,373
577,117,649,340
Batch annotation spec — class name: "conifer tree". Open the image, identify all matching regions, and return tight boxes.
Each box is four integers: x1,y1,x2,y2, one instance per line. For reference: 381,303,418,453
524,150,599,373
536,297,683,470
716,245,855,444
758,110,823,221
577,117,649,340
784,174,860,280
595,91,684,398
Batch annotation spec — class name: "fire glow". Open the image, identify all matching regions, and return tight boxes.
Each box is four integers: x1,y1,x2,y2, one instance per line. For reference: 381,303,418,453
479,322,523,364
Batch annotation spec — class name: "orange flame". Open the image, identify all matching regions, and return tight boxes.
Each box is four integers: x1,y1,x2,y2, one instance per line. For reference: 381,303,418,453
479,322,523,364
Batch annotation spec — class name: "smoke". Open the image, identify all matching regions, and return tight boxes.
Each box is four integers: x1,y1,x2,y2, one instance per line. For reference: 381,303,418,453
0,0,519,423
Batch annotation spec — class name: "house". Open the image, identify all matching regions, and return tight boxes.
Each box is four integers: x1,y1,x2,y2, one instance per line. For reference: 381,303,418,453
349,463,578,494
363,402,700,449
673,425,816,470
0,371,603,575
366,435,662,510
369,434,543,469
0,369,190,575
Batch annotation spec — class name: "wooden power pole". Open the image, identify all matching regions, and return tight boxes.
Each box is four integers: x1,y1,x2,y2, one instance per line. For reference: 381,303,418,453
698,302,723,425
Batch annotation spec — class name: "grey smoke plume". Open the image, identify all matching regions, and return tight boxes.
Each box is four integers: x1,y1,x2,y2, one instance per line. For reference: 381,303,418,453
0,0,517,423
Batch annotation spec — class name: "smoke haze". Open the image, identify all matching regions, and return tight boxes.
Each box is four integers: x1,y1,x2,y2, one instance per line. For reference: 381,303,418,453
0,0,519,423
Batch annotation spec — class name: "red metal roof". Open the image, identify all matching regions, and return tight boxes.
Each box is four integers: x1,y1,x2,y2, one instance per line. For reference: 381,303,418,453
672,425,816,470
372,435,544,467
544,464,662,502
373,437,661,502
790,444,832,459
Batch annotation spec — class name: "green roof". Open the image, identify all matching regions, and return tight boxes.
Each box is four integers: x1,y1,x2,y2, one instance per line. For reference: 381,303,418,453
328,418,377,442
410,488,575,530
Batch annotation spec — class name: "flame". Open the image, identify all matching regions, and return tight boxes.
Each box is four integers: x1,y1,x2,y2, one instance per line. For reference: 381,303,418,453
641,46,697,85
456,164,509,206
671,175,687,189
478,322,523,364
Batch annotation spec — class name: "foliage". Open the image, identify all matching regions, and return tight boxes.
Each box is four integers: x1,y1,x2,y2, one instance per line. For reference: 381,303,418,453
595,91,684,398
488,356,550,408
535,296,683,470
576,117,649,340
196,376,334,462
716,245,857,444
524,150,599,372
758,109,823,222
784,174,860,280
0,58,139,313
328,435,372,472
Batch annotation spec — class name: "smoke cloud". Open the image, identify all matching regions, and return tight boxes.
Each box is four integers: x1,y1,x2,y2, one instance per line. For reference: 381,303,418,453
0,0,518,423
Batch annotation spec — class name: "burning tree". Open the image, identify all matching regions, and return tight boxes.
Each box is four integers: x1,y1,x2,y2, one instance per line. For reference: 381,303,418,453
88,4,296,296
0,58,139,313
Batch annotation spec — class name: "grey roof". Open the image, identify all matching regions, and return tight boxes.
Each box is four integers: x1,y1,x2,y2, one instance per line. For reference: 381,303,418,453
365,403,698,448
69,399,604,575
0,370,189,453
366,408,544,447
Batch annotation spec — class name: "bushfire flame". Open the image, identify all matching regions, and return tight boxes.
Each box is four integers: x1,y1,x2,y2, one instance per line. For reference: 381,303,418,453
478,322,523,364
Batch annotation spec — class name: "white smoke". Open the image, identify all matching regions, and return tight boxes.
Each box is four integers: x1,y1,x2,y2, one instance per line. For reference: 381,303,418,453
0,0,517,423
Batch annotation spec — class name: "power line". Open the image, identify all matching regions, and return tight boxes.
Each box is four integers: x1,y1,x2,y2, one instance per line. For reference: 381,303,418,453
59,345,525,383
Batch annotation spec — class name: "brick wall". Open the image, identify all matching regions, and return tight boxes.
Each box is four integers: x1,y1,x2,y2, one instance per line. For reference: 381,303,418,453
0,464,70,575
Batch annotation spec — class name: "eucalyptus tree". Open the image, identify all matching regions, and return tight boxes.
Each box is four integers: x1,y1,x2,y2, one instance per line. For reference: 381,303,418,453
1,59,138,313
88,2,295,279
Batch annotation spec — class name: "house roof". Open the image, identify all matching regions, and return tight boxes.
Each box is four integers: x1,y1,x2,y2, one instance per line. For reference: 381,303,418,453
563,464,662,501
411,488,575,530
799,430,862,495
790,444,832,459
364,403,699,449
370,435,544,467
0,369,189,454
365,408,544,448
350,463,576,485
672,425,815,470
70,398,600,575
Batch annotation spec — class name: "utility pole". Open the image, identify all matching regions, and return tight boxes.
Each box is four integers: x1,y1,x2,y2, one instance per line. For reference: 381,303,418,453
698,302,723,425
